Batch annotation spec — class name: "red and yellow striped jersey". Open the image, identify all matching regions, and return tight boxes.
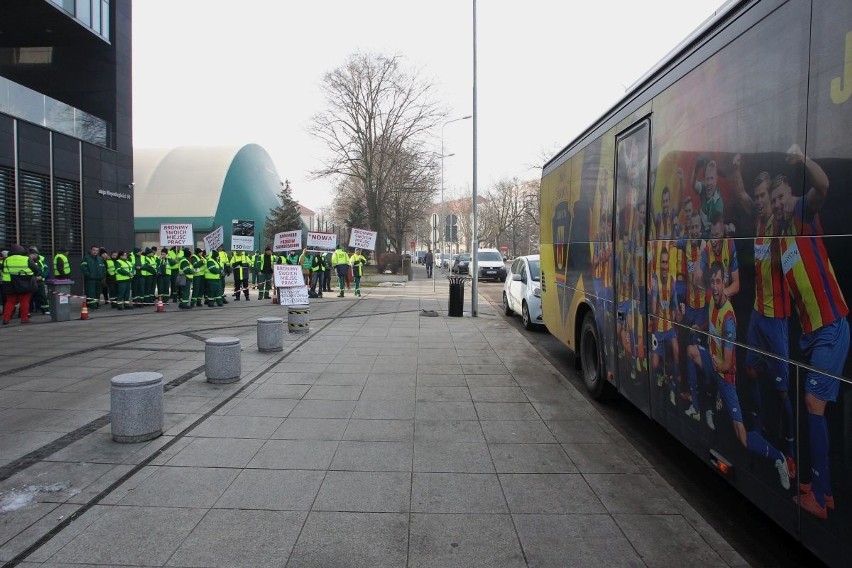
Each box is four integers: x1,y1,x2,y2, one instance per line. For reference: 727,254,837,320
753,215,790,318
709,299,737,385
653,272,677,332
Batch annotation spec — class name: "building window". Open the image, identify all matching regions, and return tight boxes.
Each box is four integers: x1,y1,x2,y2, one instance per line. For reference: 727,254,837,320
18,171,52,256
54,178,82,255
0,166,16,247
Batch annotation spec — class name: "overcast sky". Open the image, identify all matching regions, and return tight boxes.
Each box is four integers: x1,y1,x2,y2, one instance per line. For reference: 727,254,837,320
132,0,727,213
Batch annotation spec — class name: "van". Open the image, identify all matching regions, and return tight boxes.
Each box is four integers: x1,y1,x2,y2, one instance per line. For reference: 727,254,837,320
475,248,508,282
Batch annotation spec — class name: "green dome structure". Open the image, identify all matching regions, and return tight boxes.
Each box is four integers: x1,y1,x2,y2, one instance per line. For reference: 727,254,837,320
133,144,283,250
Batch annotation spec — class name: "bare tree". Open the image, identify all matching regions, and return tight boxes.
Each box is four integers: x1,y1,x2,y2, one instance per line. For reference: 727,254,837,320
309,52,445,255
383,147,438,252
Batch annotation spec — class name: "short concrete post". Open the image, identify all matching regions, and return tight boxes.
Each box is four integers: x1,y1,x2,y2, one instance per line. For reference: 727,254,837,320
288,304,310,334
257,317,285,352
110,372,163,443
205,337,241,384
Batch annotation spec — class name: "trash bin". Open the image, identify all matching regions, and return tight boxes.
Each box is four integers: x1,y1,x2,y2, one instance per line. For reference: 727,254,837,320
46,278,74,322
447,275,466,317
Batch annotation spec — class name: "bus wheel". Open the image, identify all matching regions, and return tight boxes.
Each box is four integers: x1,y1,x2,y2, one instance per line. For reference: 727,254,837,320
580,312,609,400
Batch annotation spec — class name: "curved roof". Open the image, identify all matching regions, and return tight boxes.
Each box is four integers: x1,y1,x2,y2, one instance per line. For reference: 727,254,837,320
133,144,284,237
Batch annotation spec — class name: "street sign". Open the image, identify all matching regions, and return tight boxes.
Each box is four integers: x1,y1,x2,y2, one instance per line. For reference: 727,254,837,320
430,213,438,229
409,240,416,249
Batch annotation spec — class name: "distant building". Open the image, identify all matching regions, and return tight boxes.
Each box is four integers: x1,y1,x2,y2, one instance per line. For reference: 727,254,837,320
134,145,283,251
0,0,133,292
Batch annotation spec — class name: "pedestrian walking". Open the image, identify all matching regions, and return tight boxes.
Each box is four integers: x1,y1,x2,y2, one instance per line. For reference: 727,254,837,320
331,243,350,297
424,249,434,278
350,248,367,297
2,244,38,325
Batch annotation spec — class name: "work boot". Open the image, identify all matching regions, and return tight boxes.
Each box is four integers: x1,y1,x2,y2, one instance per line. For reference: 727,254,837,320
338,291,344,297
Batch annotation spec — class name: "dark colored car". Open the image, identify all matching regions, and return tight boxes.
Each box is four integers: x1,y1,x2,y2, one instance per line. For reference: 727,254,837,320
451,253,471,274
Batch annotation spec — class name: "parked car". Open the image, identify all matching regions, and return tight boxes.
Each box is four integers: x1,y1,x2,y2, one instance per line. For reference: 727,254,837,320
451,253,471,274
438,253,452,269
445,253,459,270
475,248,508,282
502,254,543,330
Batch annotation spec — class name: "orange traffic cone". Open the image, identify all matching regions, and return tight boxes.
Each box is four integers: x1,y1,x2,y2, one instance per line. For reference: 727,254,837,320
156,296,165,312
80,303,90,320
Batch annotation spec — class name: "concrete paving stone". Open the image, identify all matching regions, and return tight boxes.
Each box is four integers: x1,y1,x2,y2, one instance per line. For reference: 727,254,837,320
585,473,681,515
164,437,264,468
352,399,415,420
413,441,494,473
547,419,613,444
0,503,79,562
115,465,238,508
6,378,86,392
162,413,204,437
512,513,644,568
500,473,605,514
468,386,527,403
287,511,408,568
339,345,381,355
343,419,413,442
39,432,142,465
426,364,463,375
189,414,284,439
274,363,329,374
46,505,207,566
416,386,471,402
0,431,65,463
260,371,319,384
288,399,356,419
416,374,467,387
530,399,592,420
214,468,325,510
415,401,477,421
0,501,60,552
326,361,373,374
9,392,107,411
408,513,526,568
474,402,539,421
330,440,413,472
414,420,484,443
561,442,643,474
330,353,375,365
372,355,410,366
358,384,416,402
0,460,114,504
489,443,577,474
479,420,556,444
365,373,417,386
271,418,349,440
247,439,338,470
314,373,369,386
222,397,298,417
463,375,518,388
0,408,104,433
614,513,726,567
304,385,364,400
249,382,311,398
520,384,576,404
64,464,136,504
313,470,411,512
163,394,217,414
411,473,507,514
166,509,307,568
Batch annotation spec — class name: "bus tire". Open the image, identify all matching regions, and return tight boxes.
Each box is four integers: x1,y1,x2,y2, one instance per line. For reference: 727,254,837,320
580,312,609,400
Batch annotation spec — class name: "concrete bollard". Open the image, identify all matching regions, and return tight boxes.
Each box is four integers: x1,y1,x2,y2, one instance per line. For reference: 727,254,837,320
110,372,163,443
287,304,310,334
257,317,285,352
205,337,241,384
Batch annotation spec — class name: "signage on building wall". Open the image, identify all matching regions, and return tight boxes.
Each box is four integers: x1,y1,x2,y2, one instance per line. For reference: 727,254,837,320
307,231,336,252
349,228,377,251
231,219,256,251
273,230,301,252
160,224,194,247
98,188,131,200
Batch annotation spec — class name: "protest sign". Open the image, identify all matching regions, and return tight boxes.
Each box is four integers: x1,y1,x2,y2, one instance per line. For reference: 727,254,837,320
278,286,310,306
273,230,301,253
349,228,377,251
273,264,304,287
203,226,224,253
307,231,337,251
160,224,193,247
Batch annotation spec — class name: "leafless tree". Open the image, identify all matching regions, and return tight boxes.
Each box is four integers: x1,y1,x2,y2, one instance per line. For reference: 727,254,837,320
309,52,445,255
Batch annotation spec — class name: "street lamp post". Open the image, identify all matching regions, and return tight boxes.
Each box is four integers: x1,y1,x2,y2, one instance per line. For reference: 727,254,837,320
441,115,472,272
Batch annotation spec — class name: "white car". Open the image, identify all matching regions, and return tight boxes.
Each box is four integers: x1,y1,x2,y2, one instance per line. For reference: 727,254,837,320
502,254,543,330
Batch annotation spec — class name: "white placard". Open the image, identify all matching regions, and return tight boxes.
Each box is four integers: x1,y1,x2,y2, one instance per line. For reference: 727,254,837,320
349,228,377,251
231,235,254,251
307,231,337,251
59,295,69,305
160,224,194,247
203,226,224,253
273,264,304,287
278,287,310,305
273,230,302,253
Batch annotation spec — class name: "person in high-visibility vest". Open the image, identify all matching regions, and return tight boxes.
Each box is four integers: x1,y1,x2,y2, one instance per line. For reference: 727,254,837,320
331,244,350,297
168,246,181,303
156,249,171,303
140,247,157,305
258,247,275,300
2,244,38,324
105,251,118,308
81,244,106,309
216,245,230,304
191,249,206,307
309,250,325,298
205,252,223,306
114,251,134,310
230,249,251,300
249,251,259,289
177,248,195,309
53,248,72,279
349,248,367,297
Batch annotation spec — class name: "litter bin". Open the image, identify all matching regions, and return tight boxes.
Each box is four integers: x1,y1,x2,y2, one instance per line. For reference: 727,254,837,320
402,254,412,281
447,275,466,317
46,278,74,322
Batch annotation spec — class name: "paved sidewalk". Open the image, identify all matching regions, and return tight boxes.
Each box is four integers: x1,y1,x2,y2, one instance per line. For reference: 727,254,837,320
0,270,747,567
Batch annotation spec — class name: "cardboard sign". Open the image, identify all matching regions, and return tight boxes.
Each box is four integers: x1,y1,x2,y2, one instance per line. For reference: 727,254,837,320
160,224,193,247
278,286,309,306
273,230,301,253
307,231,337,251
349,228,377,251
231,235,254,251
273,264,304,287
203,226,224,253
